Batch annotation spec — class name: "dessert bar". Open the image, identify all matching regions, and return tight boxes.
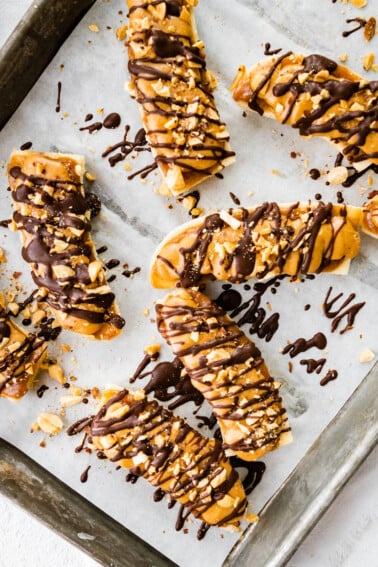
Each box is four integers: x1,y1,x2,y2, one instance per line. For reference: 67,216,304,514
150,201,362,288
8,151,124,340
90,387,249,528
126,0,235,195
0,294,46,400
231,52,378,167
156,288,292,461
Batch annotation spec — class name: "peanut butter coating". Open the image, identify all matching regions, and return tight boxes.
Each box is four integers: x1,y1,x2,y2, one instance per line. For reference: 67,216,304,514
156,288,292,461
231,52,378,166
90,388,248,527
126,0,235,195
0,297,46,400
150,202,362,289
7,151,124,340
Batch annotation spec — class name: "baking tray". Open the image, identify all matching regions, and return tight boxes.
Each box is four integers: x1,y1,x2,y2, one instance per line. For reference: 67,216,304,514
0,1,377,566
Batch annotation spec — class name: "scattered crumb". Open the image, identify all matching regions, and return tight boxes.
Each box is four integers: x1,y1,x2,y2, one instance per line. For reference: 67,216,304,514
364,16,376,41
37,412,64,436
327,166,348,185
144,343,161,356
339,53,348,63
359,348,375,362
48,363,65,384
85,171,96,181
116,25,128,41
363,52,376,71
347,0,367,8
88,23,100,33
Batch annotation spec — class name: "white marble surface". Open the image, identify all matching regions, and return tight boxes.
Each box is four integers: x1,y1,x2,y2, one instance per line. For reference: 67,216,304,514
0,1,377,566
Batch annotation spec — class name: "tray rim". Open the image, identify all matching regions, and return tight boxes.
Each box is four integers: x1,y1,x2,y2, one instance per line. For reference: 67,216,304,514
0,2,377,566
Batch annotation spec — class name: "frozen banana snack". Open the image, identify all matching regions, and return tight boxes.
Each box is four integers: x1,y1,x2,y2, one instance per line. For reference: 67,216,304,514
8,151,125,340
90,387,249,528
231,52,378,167
156,288,292,461
126,0,235,195
0,294,46,400
150,201,362,288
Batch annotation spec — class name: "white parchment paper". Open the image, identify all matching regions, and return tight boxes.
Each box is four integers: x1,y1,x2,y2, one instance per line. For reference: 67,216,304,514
0,1,377,566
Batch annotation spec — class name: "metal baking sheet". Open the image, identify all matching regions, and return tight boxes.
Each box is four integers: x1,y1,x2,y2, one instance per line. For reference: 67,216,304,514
0,1,377,566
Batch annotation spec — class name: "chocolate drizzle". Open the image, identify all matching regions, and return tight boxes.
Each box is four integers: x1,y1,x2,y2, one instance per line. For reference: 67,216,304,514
282,332,327,358
323,286,365,334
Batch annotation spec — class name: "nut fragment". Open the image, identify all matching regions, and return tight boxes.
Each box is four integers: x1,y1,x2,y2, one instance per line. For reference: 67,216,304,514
48,363,65,384
327,166,349,185
37,412,63,435
364,17,376,42
359,348,375,362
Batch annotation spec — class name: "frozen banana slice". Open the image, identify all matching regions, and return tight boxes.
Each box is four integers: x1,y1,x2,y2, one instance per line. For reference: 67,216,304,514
126,0,235,195
231,52,378,166
156,288,292,461
90,387,249,528
150,202,362,288
8,151,125,340
0,295,46,400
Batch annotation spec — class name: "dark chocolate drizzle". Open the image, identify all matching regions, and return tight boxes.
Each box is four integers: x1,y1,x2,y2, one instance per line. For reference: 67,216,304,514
323,286,365,334
282,332,327,358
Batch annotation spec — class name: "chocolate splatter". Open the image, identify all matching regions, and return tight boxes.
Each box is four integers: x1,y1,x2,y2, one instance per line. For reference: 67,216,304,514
320,369,338,386
282,332,327,358
323,286,365,334
55,81,62,113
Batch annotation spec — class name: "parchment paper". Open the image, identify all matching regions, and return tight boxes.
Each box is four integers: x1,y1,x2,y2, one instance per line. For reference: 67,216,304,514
0,1,377,566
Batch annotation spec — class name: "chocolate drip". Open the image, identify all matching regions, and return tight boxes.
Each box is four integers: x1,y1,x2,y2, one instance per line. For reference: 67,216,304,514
323,286,365,334
282,332,327,358
230,457,266,495
320,369,338,386
55,81,62,113
300,358,326,374
103,113,121,129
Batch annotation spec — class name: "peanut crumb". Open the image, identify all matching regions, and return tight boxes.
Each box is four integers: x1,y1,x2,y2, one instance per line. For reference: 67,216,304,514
339,53,348,63
85,171,96,181
89,23,100,33
359,348,375,362
363,52,376,71
116,25,128,41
